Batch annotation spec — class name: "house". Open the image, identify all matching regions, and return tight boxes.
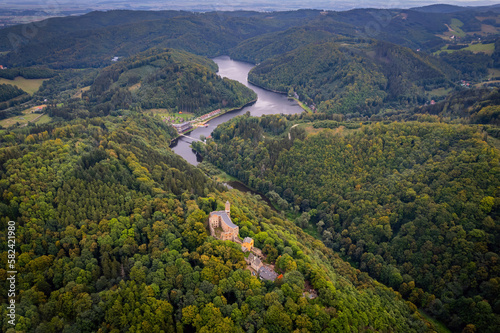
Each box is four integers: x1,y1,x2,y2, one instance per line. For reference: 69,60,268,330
241,237,254,252
258,266,278,281
209,201,239,241
248,253,262,271
172,122,193,133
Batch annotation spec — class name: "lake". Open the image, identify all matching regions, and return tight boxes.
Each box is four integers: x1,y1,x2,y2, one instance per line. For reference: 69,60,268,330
170,55,303,165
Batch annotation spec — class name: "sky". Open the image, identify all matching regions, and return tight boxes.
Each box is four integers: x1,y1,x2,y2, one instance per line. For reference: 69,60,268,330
1,0,499,12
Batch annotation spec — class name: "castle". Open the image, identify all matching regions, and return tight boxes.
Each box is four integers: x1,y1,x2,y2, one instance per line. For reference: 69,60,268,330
209,201,278,282
209,201,239,241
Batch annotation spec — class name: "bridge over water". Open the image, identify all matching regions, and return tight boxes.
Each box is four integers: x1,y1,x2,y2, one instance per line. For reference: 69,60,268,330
180,134,205,143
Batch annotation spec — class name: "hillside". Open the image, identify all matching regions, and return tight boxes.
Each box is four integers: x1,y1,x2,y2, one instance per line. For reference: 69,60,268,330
248,40,457,115
411,4,500,14
0,10,320,69
229,25,347,64
0,114,433,332
44,48,256,118
0,84,26,103
1,6,500,332
413,87,500,126
195,114,500,332
1,8,499,70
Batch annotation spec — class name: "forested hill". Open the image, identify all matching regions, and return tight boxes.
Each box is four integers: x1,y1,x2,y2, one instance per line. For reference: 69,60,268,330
411,4,500,14
412,87,500,125
0,5,500,332
228,26,346,64
0,84,26,103
248,40,457,115
0,114,433,332
0,7,497,69
83,48,256,116
228,9,450,64
195,114,500,332
0,10,320,69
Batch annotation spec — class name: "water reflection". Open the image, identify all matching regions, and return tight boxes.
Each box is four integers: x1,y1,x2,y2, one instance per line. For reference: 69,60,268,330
170,56,303,165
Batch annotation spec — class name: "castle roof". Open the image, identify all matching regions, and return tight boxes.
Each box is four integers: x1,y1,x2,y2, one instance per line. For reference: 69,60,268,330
258,266,278,281
248,253,261,266
243,237,253,244
210,211,237,229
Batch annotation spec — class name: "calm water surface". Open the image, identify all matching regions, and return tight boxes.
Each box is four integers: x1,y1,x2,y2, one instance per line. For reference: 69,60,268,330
170,56,303,165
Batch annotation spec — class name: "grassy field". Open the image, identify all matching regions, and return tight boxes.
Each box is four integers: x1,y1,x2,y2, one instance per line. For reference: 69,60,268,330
435,42,495,55
0,77,48,95
479,23,499,34
148,108,195,122
291,98,313,113
437,19,467,41
303,124,326,135
0,113,51,128
128,82,141,92
215,170,239,183
302,124,358,137
488,68,500,79
425,87,452,99
450,18,466,38
463,42,495,54
197,161,239,183
72,86,90,99
36,114,52,124
419,311,451,333
0,105,51,128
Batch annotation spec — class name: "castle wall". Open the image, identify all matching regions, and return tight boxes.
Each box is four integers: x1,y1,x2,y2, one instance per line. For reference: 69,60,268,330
209,205,239,242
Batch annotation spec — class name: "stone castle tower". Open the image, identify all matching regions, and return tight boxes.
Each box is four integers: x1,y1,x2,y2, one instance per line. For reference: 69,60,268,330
208,200,238,242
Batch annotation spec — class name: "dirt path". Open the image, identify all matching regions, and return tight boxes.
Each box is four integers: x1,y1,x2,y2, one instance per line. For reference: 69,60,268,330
289,123,299,139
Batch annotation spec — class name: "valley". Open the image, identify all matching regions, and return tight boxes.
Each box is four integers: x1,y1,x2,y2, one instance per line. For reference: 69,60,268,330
0,4,499,333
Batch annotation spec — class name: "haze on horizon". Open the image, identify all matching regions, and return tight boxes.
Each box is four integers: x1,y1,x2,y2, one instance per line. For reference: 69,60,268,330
1,0,500,12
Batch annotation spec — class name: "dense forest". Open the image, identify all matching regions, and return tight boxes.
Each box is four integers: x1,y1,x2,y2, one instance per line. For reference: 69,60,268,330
195,114,500,332
0,114,433,332
438,51,492,81
84,49,256,116
412,87,500,126
227,9,454,64
248,40,456,115
0,67,57,80
0,84,26,103
0,7,494,69
0,6,498,119
1,4,500,332
32,49,256,120
34,69,100,102
0,10,322,69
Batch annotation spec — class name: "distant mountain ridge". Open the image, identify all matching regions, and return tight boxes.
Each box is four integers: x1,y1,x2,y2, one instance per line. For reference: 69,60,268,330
410,3,500,13
1,6,498,68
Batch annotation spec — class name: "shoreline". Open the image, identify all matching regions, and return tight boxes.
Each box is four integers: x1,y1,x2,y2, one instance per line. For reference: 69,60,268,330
169,98,257,145
247,78,311,113
247,78,287,95
196,98,257,125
